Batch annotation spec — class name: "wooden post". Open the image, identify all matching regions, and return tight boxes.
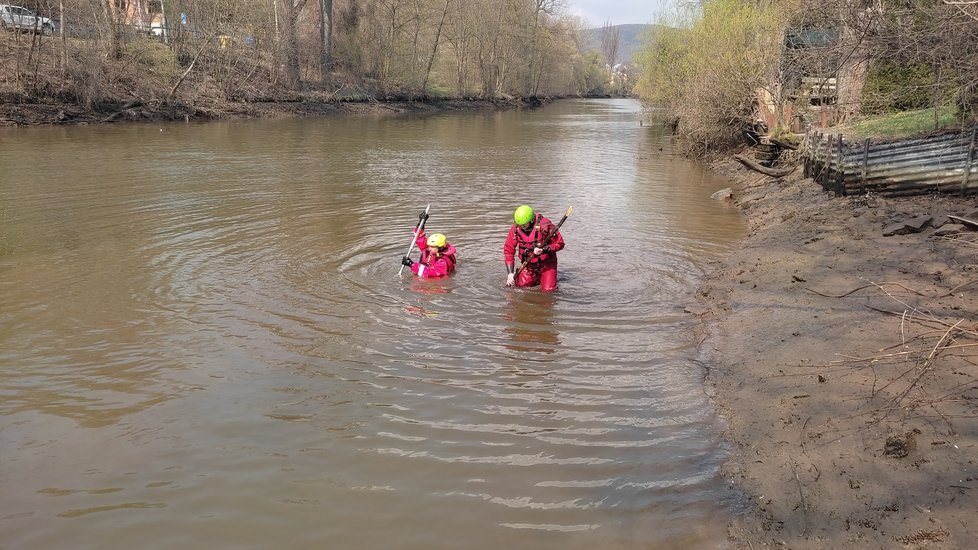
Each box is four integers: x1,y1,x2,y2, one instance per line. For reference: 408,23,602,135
861,138,870,194
824,133,831,188
962,127,976,197
836,134,846,196
803,131,811,178
824,133,834,190
811,132,821,183
818,134,829,189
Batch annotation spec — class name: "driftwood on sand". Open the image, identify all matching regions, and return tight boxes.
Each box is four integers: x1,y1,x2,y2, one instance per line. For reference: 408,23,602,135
948,214,978,229
733,154,797,177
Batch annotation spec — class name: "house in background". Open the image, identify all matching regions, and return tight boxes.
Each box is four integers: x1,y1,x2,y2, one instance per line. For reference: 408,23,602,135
117,0,166,36
755,25,856,134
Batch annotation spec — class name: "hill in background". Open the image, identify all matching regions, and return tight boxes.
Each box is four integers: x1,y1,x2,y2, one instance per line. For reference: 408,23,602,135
579,24,661,65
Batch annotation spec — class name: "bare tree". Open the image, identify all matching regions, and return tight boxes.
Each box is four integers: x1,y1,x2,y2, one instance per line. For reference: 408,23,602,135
319,0,333,79
443,0,475,95
283,0,308,88
1,0,585,113
421,0,451,94
526,0,563,95
600,20,619,67
827,0,978,122
475,0,508,97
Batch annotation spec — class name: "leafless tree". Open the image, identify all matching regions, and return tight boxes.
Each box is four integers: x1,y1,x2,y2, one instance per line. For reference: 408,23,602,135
600,20,619,67
319,0,333,78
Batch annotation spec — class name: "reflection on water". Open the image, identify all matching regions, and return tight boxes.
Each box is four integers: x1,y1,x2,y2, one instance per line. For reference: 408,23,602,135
503,291,560,352
0,99,746,549
404,277,453,317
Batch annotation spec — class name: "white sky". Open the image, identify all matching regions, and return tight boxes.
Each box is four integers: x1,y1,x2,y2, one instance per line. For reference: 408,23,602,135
565,0,672,26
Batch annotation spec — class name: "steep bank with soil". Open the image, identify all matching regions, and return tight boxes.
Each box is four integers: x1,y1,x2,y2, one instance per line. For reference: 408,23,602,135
0,95,545,127
1,22,558,129
695,155,978,549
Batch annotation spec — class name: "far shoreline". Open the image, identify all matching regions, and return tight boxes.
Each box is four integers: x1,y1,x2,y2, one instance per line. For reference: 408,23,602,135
0,95,620,128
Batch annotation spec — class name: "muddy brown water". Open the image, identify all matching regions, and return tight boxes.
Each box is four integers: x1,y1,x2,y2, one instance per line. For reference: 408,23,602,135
1,99,746,548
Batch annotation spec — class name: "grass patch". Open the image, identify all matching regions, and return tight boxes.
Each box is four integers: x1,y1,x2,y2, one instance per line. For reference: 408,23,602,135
830,105,962,140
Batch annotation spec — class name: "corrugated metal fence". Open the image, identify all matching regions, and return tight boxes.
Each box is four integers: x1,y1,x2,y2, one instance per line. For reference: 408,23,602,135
802,127,978,197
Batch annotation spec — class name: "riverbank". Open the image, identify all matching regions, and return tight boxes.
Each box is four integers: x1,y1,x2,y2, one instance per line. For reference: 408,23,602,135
0,95,548,127
695,154,978,548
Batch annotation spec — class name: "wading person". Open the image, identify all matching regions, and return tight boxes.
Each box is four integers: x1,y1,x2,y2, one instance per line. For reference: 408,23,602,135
504,204,565,292
402,211,457,278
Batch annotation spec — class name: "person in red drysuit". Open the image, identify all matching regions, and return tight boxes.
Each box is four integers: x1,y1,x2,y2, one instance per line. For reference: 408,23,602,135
401,211,457,278
504,204,565,291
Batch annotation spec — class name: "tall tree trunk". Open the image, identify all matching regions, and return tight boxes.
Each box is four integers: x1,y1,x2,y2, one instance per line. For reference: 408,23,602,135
59,0,66,75
528,5,542,96
102,0,119,57
284,1,303,89
319,0,333,80
383,3,398,84
482,0,505,97
449,0,470,96
422,0,451,94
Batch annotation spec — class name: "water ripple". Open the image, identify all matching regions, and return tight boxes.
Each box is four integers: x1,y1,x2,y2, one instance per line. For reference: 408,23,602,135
0,99,746,549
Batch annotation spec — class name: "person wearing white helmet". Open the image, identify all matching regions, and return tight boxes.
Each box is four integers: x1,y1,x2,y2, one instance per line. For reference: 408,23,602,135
401,210,457,278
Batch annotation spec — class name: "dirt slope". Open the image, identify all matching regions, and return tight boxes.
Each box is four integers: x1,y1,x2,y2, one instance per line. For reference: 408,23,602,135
696,155,978,549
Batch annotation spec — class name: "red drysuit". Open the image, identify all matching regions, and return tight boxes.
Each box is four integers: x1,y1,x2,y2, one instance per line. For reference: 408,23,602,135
411,229,457,278
503,213,565,291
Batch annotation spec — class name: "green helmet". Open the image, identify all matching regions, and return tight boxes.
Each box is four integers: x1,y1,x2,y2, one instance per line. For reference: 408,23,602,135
514,205,534,225
426,233,447,248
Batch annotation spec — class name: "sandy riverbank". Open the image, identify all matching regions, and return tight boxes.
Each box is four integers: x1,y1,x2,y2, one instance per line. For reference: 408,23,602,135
694,154,978,548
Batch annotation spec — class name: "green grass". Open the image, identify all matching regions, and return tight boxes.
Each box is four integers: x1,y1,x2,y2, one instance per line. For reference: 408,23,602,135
831,105,961,140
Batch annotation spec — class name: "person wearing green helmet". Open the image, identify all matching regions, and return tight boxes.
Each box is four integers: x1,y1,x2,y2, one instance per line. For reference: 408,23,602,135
503,204,565,291
402,210,457,278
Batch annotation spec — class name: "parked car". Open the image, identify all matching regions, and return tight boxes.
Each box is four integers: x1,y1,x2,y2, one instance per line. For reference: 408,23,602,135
0,4,56,35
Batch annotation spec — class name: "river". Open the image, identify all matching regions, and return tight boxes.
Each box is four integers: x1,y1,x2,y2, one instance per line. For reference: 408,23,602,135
0,99,746,549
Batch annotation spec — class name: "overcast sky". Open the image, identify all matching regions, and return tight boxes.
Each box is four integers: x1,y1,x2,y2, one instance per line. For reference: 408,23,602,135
565,0,672,26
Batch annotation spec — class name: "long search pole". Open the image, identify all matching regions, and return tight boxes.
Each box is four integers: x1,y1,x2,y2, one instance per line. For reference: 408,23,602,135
399,204,430,276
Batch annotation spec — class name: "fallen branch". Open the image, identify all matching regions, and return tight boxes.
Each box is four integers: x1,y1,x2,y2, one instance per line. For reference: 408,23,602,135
168,34,217,101
804,282,927,298
938,279,978,298
100,100,144,123
865,305,978,337
733,154,797,177
831,350,913,363
948,214,978,229
864,305,953,327
789,458,810,536
882,321,962,416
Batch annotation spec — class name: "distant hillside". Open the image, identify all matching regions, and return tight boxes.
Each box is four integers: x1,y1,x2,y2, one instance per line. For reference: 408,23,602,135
579,24,664,66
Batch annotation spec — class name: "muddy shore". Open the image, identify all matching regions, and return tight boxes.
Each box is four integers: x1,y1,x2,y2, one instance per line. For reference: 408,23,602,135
0,95,549,127
695,155,978,549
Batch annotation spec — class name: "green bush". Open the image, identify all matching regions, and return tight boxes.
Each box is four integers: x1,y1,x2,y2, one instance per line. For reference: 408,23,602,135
862,62,936,115
633,0,791,153
575,51,609,96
